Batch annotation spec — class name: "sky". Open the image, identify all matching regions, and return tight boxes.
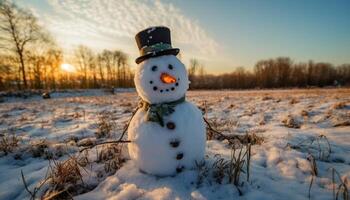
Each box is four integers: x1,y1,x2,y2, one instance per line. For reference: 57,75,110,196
15,0,350,74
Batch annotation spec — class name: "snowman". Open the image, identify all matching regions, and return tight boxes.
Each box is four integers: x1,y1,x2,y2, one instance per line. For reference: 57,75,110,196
127,26,206,176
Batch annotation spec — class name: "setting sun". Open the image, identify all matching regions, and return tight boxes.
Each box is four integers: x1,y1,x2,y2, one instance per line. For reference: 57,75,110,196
60,63,76,73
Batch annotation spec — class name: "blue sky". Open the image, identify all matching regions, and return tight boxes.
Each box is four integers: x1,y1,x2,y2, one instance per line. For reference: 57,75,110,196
16,0,350,74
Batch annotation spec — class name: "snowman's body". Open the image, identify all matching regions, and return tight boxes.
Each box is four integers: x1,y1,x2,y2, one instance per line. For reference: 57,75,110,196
127,55,206,176
128,101,205,176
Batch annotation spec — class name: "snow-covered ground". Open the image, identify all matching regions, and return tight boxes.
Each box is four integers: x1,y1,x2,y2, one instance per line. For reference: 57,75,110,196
0,89,349,200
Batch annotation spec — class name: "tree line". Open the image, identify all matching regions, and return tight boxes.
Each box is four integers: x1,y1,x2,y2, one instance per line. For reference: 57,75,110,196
188,58,350,89
1,0,350,91
0,0,133,91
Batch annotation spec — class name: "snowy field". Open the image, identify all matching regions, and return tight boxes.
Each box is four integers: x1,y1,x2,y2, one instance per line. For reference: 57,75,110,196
0,89,349,200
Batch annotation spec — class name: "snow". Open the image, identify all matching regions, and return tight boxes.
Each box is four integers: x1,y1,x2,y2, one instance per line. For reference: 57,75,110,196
0,88,349,199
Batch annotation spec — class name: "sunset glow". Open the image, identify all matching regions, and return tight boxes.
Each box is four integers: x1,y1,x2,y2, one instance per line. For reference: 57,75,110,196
60,63,76,73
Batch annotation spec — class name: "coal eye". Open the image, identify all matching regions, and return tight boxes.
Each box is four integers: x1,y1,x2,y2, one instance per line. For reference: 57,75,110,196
168,64,173,70
151,66,158,71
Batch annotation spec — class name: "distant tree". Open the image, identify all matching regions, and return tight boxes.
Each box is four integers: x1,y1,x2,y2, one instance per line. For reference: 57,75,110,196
114,51,127,87
46,48,63,89
0,0,46,89
74,45,95,88
275,57,292,87
255,59,275,88
336,64,350,85
290,63,307,87
188,59,199,89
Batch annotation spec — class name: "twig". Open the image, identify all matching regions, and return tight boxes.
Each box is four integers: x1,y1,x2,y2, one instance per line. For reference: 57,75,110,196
79,140,131,152
308,175,314,200
21,168,50,200
21,170,34,199
79,107,139,153
204,117,236,144
246,143,251,182
117,107,139,141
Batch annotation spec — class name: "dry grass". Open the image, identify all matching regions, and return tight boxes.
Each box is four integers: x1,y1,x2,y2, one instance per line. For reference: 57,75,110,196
307,154,318,199
282,115,301,129
330,168,349,200
195,160,209,187
331,113,350,127
30,140,50,158
211,144,251,195
96,144,126,175
332,102,348,110
289,98,300,105
261,96,273,101
21,169,50,200
0,133,19,156
309,166,349,200
205,117,264,146
212,154,227,184
287,134,331,161
301,110,309,117
307,154,318,177
43,156,90,200
95,111,115,138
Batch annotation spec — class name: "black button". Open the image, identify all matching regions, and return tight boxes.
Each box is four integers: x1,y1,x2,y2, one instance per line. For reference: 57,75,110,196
166,122,175,130
176,166,184,173
176,153,183,160
170,140,180,148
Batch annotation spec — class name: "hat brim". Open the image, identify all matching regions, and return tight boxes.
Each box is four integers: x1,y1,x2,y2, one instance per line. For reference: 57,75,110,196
135,48,180,64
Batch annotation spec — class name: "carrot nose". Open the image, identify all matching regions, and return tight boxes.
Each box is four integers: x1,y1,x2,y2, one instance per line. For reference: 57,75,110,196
160,73,176,84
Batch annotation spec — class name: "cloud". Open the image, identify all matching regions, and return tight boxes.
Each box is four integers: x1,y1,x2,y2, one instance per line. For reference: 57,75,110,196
38,0,219,58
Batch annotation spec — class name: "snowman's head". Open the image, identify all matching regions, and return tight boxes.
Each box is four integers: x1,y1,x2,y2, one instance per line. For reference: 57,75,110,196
134,55,189,104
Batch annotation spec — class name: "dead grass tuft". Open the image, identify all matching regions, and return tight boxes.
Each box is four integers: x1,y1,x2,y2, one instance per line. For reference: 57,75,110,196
331,113,350,127
332,102,348,110
261,96,273,101
212,154,227,184
282,115,301,129
307,154,318,176
30,140,51,159
307,154,318,199
329,168,349,200
0,133,19,156
301,110,309,117
286,134,331,161
97,144,126,175
211,144,251,195
205,117,264,146
95,111,115,138
290,98,299,104
195,160,209,187
44,156,91,200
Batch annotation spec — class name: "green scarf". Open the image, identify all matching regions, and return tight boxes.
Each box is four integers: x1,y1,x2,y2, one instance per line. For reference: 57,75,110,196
139,96,185,127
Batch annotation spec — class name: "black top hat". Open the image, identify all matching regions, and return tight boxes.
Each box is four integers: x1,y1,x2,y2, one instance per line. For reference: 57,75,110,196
135,26,179,64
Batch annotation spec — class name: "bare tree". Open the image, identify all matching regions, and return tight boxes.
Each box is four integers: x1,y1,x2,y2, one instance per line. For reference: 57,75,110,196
188,58,199,89
0,0,45,89
74,45,95,88
46,48,63,89
114,51,127,87
96,49,130,88
96,54,105,86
